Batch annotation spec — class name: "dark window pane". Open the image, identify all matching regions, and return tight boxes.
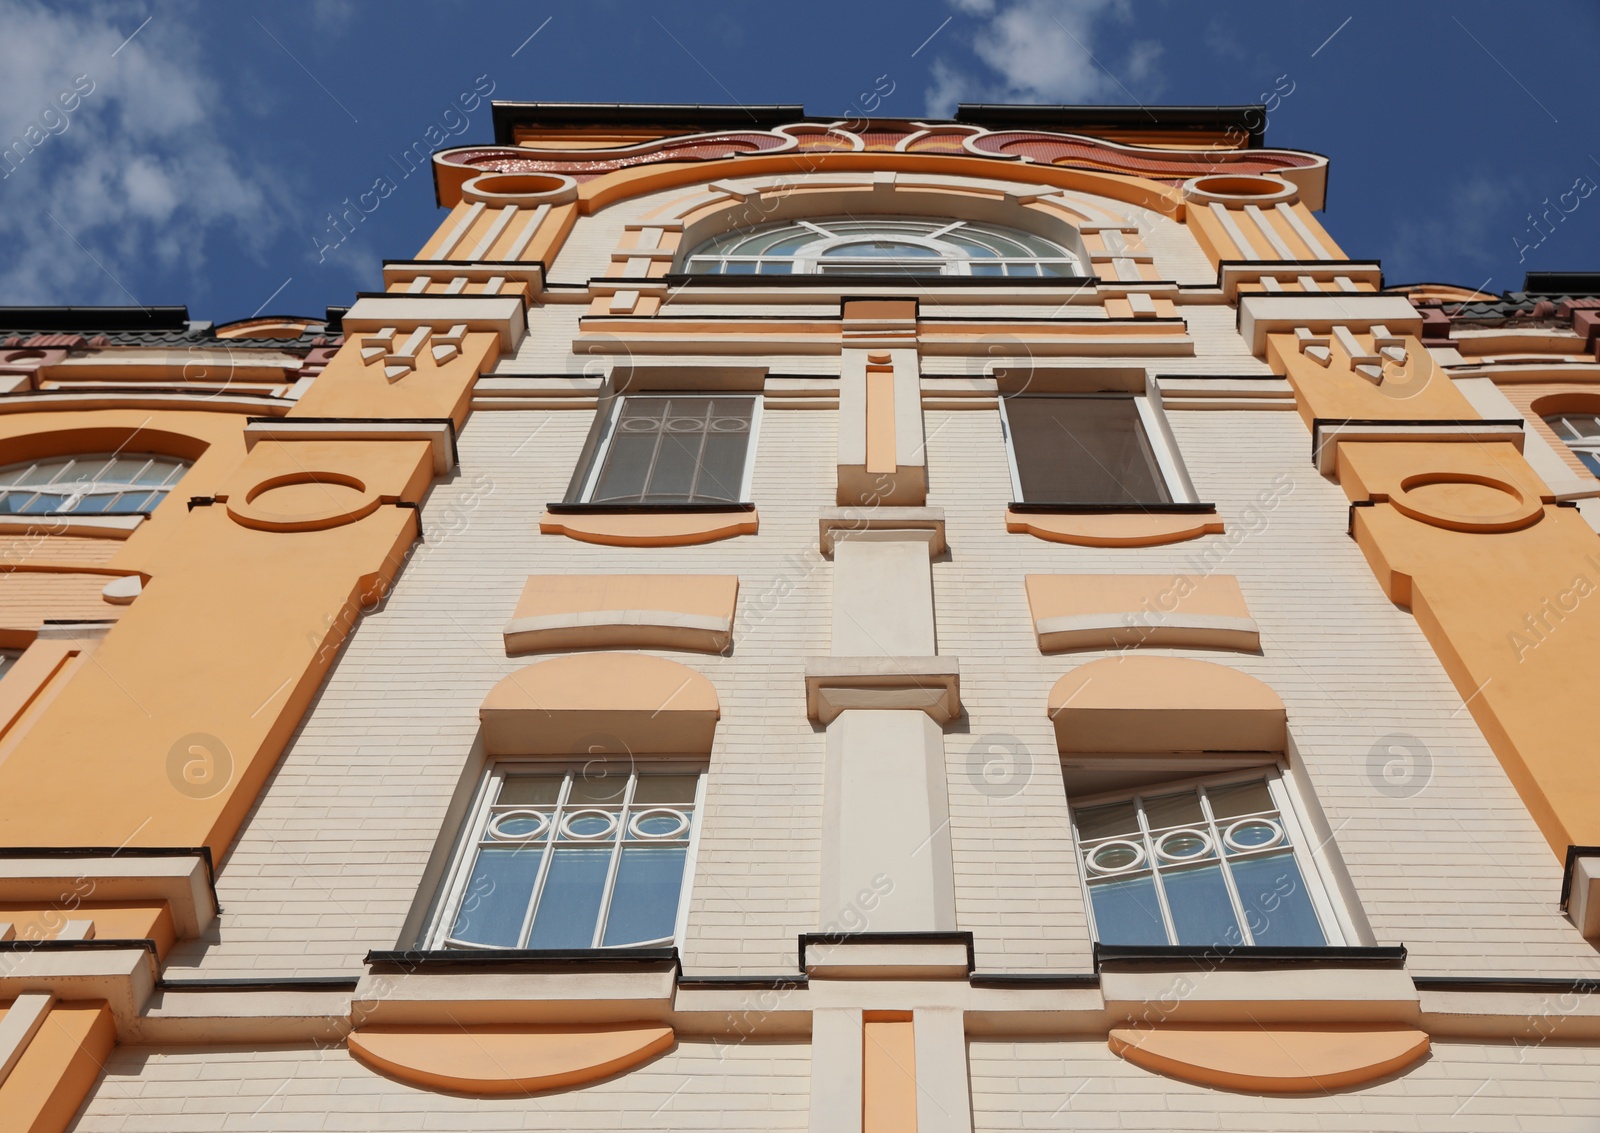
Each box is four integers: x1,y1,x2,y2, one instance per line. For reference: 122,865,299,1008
591,430,658,503
527,847,611,948
633,775,700,806
498,776,563,807
1230,854,1325,946
1088,875,1168,945
602,845,687,946
1161,864,1243,947
1006,395,1171,504
450,846,542,947
588,396,752,505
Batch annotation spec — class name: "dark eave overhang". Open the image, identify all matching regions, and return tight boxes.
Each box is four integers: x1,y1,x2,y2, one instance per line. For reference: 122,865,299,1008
1524,272,1600,296
492,102,806,145
491,101,1269,148
0,306,190,333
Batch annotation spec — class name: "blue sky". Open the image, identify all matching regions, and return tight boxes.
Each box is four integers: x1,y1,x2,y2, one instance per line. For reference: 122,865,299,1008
2,0,1597,321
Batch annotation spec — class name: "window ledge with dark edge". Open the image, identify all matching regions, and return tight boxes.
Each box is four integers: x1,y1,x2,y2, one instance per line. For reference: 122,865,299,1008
1093,944,1408,971
545,501,755,514
1007,501,1216,514
540,501,760,547
1005,501,1225,548
364,946,681,975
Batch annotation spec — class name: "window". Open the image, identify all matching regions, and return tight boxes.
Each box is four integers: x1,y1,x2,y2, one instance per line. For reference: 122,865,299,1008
1544,413,1600,478
430,764,703,951
0,454,189,515
1072,772,1342,949
577,395,758,505
1000,394,1187,505
684,217,1082,278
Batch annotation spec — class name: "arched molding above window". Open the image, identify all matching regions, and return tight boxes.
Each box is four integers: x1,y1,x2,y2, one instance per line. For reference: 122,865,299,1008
681,215,1084,279
479,653,720,755
1049,656,1286,755
657,174,1139,279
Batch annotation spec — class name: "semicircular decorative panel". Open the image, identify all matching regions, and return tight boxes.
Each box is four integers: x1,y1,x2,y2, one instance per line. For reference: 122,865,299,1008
350,1023,674,1095
1110,1024,1429,1093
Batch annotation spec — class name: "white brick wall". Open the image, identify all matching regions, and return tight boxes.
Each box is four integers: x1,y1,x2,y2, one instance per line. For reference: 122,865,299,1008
71,1039,810,1131
969,1037,1600,1131
930,403,1600,974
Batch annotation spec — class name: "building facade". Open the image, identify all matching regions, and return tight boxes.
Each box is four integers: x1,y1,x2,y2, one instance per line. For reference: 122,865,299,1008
0,102,1598,1130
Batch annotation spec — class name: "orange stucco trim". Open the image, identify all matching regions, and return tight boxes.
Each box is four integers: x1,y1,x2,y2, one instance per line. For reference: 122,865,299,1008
1109,1024,1429,1092
862,1016,917,1132
1049,656,1286,754
349,1023,674,1096
1024,573,1257,653
540,508,758,547
1006,509,1225,547
0,1000,116,1133
480,652,719,755
504,573,738,654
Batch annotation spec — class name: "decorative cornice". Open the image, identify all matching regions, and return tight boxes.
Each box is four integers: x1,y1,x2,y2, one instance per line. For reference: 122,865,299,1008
437,120,1325,187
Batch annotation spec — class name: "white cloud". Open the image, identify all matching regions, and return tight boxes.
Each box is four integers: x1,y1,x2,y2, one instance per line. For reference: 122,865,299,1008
0,0,288,305
923,0,1164,116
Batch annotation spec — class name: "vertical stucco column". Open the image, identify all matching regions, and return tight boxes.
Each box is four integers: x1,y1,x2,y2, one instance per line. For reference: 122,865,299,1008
821,708,955,931
831,531,936,656
814,525,956,932
808,1008,864,1133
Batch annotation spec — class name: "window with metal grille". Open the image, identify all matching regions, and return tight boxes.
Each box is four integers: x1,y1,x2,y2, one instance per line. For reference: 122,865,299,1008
430,764,703,951
1071,772,1343,948
683,217,1083,278
1000,394,1182,505
1544,413,1600,478
579,395,758,505
0,454,190,515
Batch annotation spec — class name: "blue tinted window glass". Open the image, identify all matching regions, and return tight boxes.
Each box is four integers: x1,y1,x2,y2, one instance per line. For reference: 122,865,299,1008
1162,864,1243,947
1088,875,1168,945
449,846,542,947
602,845,687,946
1230,854,1325,946
527,847,611,949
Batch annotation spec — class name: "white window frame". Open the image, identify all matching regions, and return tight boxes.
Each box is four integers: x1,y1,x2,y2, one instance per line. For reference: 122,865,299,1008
683,218,1084,278
426,759,707,952
1544,413,1600,477
1067,766,1348,948
577,393,762,505
0,453,190,516
997,392,1197,505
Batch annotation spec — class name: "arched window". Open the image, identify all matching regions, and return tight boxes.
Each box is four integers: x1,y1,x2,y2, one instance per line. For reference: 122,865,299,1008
1545,413,1600,477
0,454,190,515
683,217,1082,277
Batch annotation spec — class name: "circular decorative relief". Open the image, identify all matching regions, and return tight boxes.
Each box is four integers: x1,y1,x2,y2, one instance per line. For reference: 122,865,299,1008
1389,471,1542,533
461,171,579,206
226,471,381,532
1180,174,1298,207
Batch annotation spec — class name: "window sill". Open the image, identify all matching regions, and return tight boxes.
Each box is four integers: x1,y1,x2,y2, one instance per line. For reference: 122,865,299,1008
544,501,755,514
1005,503,1222,547
366,947,679,971
540,503,758,547
1094,945,1407,971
